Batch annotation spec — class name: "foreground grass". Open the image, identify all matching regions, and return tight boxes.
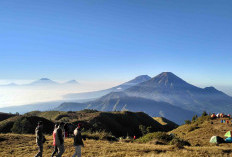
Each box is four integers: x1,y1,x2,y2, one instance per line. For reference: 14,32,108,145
1,134,232,157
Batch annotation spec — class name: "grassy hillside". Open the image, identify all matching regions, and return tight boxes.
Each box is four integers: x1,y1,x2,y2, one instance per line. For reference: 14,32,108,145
170,115,232,146
0,116,21,133
0,112,16,122
0,115,54,134
25,111,67,121
153,117,178,131
1,133,232,157
1,110,177,137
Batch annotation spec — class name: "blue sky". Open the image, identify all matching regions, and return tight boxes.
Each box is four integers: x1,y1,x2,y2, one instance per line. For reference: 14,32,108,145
0,0,232,87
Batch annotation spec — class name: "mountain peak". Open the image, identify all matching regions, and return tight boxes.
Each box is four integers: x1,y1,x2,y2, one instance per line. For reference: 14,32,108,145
151,72,187,86
39,78,51,81
31,78,57,85
127,75,151,84
134,75,151,80
157,72,179,79
204,86,223,94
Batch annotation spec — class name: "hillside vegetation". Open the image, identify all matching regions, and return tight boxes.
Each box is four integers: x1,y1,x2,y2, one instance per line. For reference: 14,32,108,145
0,115,54,134
0,110,177,137
153,117,178,131
2,111,232,156
1,133,232,157
170,115,232,146
0,112,16,122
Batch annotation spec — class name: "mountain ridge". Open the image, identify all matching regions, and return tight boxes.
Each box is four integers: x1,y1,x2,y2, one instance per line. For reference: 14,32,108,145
124,72,232,113
64,75,151,100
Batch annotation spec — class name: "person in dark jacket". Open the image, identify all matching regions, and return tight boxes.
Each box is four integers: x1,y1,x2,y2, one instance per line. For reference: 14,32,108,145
51,123,59,157
72,123,84,157
56,122,65,157
35,121,45,157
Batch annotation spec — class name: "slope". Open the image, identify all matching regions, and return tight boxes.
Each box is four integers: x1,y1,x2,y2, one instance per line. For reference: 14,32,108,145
64,75,151,100
56,92,196,124
125,72,232,113
170,116,232,146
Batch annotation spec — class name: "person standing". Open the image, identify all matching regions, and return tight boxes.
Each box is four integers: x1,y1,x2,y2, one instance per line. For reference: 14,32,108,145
56,122,65,157
51,123,59,157
35,121,45,157
72,124,84,157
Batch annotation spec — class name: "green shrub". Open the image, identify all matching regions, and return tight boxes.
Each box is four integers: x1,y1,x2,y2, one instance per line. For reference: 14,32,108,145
192,115,198,122
10,116,54,134
194,115,210,125
137,132,190,147
136,132,172,143
169,137,191,147
185,120,191,124
82,130,117,141
202,111,208,117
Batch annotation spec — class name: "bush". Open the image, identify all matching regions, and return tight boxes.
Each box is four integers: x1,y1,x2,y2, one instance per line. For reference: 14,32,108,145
139,125,146,136
169,137,191,147
185,120,191,124
82,130,117,141
202,111,208,117
136,132,172,143
11,118,31,134
55,114,69,121
192,115,198,122
137,132,190,147
10,116,54,134
194,115,210,125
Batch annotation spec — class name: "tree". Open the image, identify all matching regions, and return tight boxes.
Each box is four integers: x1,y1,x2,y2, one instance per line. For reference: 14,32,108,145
146,126,152,134
192,115,198,122
185,120,191,124
139,125,147,136
202,111,208,117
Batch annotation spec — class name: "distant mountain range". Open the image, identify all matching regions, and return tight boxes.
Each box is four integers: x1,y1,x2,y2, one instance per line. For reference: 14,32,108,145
56,72,232,124
124,72,232,113
0,78,79,87
2,72,232,124
56,92,196,124
64,75,151,100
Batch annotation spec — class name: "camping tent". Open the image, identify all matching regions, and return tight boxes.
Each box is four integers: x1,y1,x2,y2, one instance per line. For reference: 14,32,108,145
211,113,216,118
209,136,224,144
225,131,232,137
225,137,232,143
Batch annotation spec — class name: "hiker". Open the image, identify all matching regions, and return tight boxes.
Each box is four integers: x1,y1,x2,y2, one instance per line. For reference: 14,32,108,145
72,123,84,157
51,123,59,157
64,123,69,138
133,135,136,140
35,121,46,157
56,122,65,157
68,123,75,137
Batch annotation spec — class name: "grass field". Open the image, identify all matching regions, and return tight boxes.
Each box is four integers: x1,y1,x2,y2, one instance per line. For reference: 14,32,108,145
1,133,232,157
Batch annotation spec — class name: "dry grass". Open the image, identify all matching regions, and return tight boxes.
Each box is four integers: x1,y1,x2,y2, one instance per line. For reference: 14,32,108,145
1,133,232,157
170,117,232,146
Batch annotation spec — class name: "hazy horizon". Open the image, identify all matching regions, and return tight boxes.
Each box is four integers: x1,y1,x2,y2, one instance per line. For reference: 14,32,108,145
0,73,232,108
0,80,124,108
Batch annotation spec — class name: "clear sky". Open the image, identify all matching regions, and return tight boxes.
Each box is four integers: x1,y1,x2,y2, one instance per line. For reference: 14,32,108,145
0,0,232,87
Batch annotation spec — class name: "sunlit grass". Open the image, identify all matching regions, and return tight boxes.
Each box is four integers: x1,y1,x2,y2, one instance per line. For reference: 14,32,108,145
1,133,232,157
